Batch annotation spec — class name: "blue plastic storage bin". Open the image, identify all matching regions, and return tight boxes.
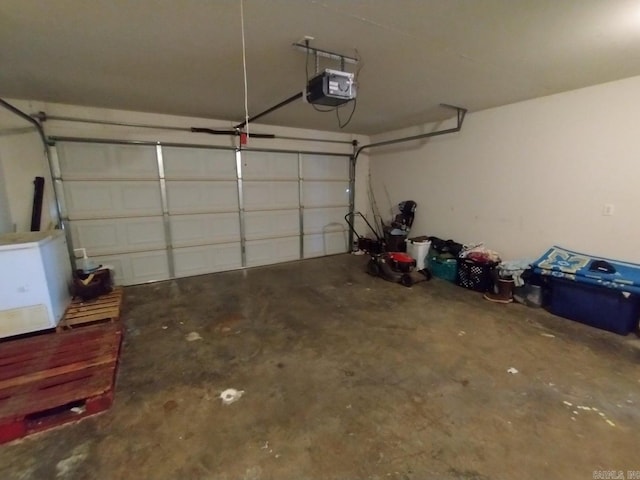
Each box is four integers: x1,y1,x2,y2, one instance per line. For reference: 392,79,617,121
429,256,457,282
548,278,640,335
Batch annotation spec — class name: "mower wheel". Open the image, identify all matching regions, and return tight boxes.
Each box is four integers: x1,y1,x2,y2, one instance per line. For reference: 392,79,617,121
400,274,413,287
366,259,381,277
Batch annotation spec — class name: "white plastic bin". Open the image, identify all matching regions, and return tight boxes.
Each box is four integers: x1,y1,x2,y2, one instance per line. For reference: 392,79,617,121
406,238,431,271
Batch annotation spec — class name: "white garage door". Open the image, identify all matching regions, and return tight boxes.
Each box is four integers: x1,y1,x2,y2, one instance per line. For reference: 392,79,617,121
301,154,350,258
162,147,242,278
55,141,350,285
57,143,171,285
242,150,300,267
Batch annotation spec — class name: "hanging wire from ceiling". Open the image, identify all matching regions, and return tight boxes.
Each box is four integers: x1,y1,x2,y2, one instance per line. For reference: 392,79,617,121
240,0,250,138
336,98,357,128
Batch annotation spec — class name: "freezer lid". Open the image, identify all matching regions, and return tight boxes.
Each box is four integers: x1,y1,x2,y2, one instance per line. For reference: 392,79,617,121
0,230,63,250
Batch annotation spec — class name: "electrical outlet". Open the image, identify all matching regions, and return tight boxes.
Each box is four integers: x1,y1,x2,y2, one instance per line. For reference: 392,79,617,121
602,204,615,216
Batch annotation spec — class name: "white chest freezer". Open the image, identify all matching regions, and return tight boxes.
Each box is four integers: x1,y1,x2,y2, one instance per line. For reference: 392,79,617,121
0,230,72,338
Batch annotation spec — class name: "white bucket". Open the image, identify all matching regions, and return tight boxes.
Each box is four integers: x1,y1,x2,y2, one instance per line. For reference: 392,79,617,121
406,239,431,271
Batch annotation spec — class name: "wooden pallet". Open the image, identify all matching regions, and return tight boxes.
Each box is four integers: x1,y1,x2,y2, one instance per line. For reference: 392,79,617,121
0,323,123,444
57,287,123,331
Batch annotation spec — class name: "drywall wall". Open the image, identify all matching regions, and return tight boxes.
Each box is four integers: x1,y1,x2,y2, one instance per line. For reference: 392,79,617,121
0,130,55,232
0,155,12,233
369,75,640,262
0,99,370,235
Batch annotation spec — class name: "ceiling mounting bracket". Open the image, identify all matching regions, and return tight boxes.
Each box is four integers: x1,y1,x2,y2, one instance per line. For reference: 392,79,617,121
292,40,358,67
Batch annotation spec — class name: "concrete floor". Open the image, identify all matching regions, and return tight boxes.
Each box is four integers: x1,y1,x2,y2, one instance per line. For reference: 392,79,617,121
1,254,639,480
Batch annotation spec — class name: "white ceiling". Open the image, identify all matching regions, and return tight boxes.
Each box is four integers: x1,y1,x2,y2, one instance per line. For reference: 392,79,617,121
2,0,640,135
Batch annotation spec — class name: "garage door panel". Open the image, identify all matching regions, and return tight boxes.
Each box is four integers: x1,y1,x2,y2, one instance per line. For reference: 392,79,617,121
245,237,299,267
58,143,158,179
163,147,236,179
244,210,299,240
242,151,298,180
91,250,170,286
64,181,162,218
170,213,240,247
303,207,348,234
173,243,242,277
303,181,349,208
130,252,170,283
64,183,113,217
71,217,166,255
58,141,351,278
71,221,119,254
166,181,238,214
121,184,162,211
243,181,298,210
303,232,348,258
301,155,348,180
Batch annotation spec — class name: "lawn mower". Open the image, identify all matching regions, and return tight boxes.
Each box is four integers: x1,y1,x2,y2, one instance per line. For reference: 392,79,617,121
345,210,431,287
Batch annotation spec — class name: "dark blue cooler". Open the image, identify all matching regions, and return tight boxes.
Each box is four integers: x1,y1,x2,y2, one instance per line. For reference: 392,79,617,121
548,278,640,335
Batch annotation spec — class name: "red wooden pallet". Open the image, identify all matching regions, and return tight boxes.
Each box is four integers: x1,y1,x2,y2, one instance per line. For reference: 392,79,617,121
0,323,123,444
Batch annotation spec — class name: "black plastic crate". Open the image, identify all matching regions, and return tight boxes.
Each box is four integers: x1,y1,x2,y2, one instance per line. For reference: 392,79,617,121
456,258,496,292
